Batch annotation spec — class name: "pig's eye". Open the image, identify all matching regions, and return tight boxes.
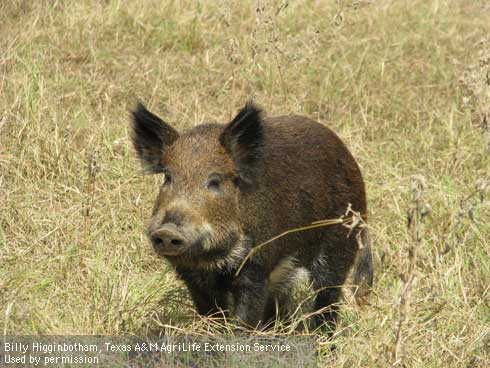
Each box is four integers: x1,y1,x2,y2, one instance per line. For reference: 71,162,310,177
206,175,222,193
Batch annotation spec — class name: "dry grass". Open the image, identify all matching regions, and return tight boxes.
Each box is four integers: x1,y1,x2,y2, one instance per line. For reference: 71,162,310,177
1,0,489,366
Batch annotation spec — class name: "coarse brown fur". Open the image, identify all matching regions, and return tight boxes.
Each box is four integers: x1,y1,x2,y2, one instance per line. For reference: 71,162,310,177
131,102,373,330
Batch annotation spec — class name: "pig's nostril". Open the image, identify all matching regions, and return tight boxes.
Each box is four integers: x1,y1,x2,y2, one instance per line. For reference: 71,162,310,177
151,235,164,248
171,239,183,246
150,225,187,255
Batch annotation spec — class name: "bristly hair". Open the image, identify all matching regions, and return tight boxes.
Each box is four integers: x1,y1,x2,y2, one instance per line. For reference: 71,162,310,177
131,102,179,173
219,102,264,182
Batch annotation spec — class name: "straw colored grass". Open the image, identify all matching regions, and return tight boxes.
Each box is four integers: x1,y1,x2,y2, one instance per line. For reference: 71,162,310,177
1,0,489,366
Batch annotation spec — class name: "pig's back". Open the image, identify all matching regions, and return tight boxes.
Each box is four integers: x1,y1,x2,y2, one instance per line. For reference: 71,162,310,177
242,115,366,244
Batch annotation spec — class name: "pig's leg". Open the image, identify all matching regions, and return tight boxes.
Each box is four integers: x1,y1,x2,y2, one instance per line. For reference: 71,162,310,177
176,268,229,317
232,264,269,329
263,292,291,325
310,253,345,332
263,267,297,324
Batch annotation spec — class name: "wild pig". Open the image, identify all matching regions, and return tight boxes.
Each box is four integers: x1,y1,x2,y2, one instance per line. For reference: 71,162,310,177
131,102,373,330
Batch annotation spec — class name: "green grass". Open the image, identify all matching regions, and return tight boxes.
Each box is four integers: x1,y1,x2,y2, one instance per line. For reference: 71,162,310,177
1,0,490,366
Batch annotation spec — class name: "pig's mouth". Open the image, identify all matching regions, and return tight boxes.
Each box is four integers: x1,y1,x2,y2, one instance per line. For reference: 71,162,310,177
153,243,190,257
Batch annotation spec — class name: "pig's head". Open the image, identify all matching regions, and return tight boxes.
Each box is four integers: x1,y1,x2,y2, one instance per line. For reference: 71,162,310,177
131,102,262,267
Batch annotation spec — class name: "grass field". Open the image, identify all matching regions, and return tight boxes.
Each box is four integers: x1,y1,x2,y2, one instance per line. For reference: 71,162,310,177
1,0,490,366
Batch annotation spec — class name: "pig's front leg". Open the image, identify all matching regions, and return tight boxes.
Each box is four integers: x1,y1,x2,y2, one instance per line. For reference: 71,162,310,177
176,267,229,318
232,264,269,329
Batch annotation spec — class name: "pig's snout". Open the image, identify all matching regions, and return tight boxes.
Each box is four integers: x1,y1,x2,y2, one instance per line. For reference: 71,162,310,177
150,224,189,256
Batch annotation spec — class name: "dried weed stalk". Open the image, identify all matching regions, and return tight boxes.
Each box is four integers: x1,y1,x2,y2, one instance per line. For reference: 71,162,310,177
83,150,99,250
392,175,429,365
251,0,290,98
460,37,490,146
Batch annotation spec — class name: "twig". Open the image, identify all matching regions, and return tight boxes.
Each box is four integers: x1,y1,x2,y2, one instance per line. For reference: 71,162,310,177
235,209,366,277
83,152,98,251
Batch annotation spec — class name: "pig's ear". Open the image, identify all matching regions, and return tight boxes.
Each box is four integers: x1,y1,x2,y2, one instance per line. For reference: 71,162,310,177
219,102,264,182
131,102,179,173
